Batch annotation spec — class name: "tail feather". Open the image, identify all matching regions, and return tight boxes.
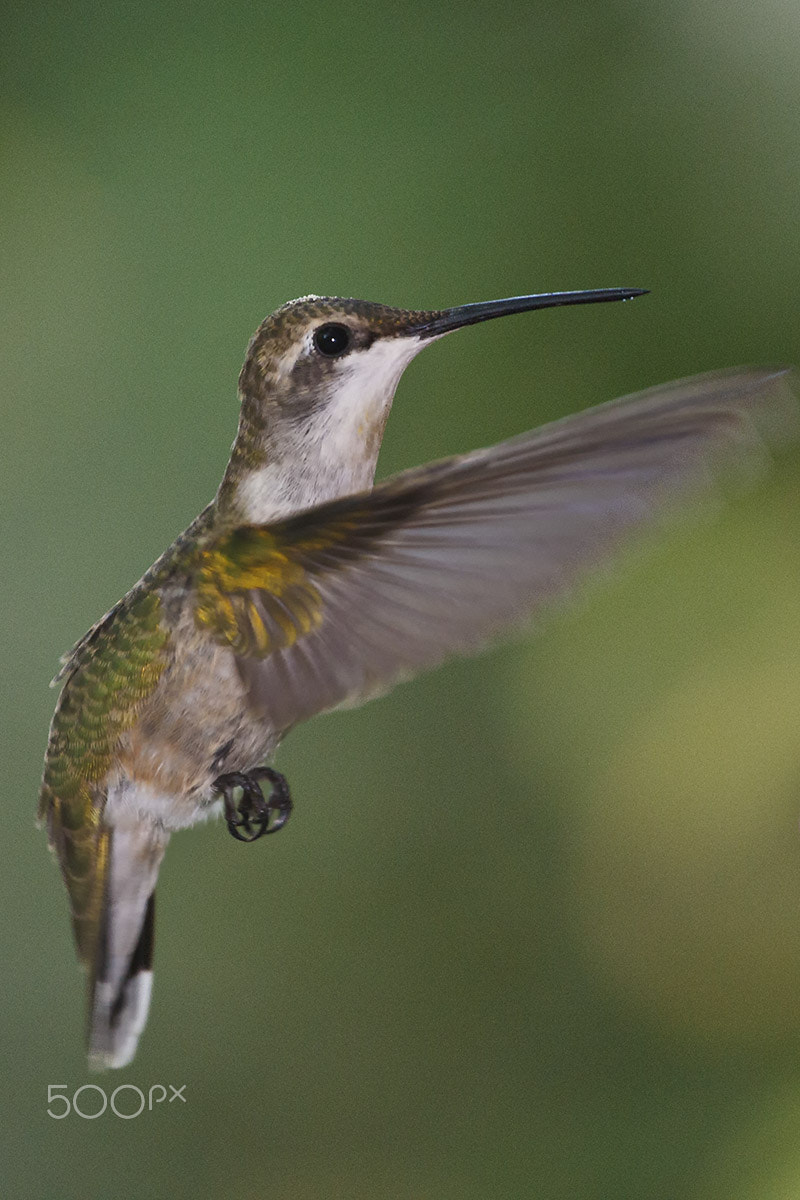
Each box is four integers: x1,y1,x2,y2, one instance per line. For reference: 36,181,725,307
89,825,167,1071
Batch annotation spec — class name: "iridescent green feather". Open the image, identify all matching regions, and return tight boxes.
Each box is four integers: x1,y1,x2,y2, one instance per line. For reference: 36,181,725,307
39,590,170,966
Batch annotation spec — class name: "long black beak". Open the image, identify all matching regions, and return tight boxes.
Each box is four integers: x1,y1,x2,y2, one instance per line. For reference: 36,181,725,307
411,287,648,339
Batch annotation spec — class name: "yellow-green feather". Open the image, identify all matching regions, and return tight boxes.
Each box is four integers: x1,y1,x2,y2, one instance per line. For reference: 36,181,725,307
193,493,423,658
195,525,327,656
40,590,170,967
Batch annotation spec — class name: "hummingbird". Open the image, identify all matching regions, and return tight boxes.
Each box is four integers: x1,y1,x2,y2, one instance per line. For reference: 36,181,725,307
40,287,795,1070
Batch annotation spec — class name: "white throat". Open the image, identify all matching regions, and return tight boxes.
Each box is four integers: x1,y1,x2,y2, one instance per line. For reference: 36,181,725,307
233,335,425,524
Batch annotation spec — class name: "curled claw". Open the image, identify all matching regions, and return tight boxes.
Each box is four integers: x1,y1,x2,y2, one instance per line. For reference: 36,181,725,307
249,766,292,834
213,768,293,843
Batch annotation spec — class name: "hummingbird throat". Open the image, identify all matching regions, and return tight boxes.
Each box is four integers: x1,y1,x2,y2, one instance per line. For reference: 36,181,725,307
219,334,425,525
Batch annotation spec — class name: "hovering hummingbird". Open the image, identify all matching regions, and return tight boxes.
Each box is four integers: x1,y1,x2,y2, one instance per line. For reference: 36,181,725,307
40,286,795,1070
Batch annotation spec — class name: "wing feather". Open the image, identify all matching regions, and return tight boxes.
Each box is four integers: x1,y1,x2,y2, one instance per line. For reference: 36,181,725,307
193,367,796,729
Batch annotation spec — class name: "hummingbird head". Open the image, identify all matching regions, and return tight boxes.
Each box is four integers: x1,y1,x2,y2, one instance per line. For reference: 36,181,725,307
218,288,646,524
237,294,440,428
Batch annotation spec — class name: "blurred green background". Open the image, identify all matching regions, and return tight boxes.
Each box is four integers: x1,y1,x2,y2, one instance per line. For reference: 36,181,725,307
3,1,800,1196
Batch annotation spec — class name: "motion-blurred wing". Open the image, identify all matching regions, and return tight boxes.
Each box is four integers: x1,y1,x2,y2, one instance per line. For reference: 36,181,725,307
194,367,796,730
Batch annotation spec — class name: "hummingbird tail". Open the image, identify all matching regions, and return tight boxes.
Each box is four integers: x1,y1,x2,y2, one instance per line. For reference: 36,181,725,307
88,822,167,1071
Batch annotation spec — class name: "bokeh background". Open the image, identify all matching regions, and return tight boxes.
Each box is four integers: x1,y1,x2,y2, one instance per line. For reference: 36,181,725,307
3,2,800,1196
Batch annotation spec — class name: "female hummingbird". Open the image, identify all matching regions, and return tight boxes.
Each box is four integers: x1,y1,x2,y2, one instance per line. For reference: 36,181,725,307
39,287,795,1069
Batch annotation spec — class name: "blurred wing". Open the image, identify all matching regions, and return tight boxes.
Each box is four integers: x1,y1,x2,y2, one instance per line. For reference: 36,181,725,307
194,367,797,730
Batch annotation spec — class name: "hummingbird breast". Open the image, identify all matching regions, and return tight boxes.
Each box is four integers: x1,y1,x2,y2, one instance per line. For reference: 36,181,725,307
107,602,281,832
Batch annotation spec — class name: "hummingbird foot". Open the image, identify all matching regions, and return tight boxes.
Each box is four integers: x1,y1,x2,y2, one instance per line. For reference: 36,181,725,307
213,767,292,843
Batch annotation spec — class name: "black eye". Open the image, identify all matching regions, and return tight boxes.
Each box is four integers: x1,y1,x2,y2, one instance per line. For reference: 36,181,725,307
313,323,351,357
